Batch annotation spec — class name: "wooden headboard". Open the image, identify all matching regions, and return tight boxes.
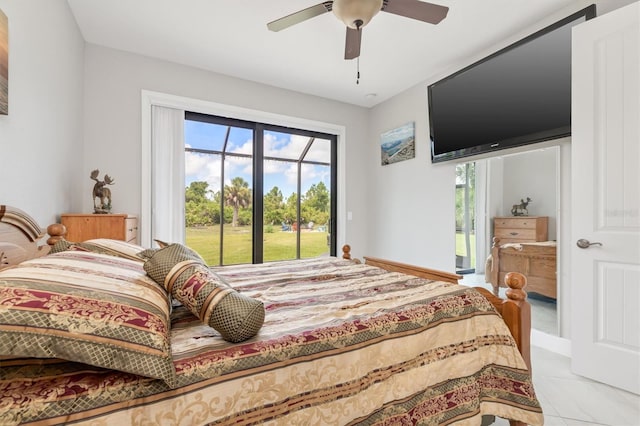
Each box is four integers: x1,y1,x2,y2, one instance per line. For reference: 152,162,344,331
0,205,64,268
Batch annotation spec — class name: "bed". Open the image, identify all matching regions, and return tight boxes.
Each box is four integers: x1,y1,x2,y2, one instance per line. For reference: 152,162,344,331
0,206,543,425
487,237,557,300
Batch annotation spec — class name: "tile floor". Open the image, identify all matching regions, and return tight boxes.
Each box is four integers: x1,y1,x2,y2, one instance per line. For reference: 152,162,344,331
459,274,640,425
495,346,640,425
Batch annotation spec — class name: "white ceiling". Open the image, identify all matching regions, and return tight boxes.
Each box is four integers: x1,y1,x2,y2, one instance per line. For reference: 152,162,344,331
66,0,594,107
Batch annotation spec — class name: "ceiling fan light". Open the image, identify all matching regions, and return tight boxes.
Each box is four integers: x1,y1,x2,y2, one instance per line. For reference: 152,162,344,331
333,0,383,29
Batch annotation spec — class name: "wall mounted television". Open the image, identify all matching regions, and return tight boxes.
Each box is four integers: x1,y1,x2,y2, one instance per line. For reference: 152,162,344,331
428,5,596,164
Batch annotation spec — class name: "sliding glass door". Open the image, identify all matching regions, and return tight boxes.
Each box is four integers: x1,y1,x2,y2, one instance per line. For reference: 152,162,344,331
262,129,333,262
455,162,475,274
184,112,337,266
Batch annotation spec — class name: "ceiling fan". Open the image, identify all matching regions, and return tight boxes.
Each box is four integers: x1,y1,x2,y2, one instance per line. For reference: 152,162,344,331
267,0,449,60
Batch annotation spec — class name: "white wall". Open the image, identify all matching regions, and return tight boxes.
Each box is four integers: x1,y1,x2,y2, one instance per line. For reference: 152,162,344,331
367,85,456,270
366,0,637,343
0,0,84,226
367,4,584,273
82,44,371,258
494,148,558,240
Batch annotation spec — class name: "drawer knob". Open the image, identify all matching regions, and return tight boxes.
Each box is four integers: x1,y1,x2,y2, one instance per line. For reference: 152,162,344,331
510,232,519,236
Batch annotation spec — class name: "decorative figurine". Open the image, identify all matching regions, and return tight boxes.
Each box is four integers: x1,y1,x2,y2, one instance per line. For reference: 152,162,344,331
90,169,114,214
511,197,532,216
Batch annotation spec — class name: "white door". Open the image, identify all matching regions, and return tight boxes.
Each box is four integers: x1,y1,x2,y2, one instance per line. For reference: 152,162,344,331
571,2,639,395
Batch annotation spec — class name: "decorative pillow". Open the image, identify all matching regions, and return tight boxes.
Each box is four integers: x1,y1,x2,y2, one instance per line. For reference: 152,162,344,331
50,238,147,262
0,251,177,388
137,240,204,262
143,243,265,343
154,239,170,248
137,247,159,260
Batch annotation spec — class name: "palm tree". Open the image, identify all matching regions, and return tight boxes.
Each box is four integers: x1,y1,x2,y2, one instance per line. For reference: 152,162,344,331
224,177,251,227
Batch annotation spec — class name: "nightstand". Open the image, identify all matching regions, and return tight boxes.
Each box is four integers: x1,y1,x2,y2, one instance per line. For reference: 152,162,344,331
60,214,138,244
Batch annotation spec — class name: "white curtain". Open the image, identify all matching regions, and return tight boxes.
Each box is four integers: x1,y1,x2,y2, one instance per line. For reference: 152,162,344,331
151,105,185,244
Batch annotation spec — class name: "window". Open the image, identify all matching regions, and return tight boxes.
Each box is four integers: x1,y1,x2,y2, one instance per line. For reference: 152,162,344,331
184,112,337,265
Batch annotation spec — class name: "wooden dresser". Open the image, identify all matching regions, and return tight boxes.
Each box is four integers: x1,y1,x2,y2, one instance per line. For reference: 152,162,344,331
61,214,138,244
493,216,548,244
490,216,555,299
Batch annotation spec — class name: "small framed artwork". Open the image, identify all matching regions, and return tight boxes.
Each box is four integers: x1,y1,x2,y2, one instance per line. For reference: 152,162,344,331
380,121,415,166
0,7,7,115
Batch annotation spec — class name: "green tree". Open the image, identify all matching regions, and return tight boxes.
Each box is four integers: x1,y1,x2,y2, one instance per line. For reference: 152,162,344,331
264,186,284,225
302,182,330,225
185,181,210,203
304,182,329,213
224,177,251,227
185,181,216,226
284,193,298,225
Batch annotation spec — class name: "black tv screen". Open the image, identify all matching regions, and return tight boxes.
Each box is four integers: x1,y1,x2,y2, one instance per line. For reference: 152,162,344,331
428,5,596,163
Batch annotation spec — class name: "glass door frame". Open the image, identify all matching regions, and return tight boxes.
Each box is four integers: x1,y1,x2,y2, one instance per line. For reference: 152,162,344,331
185,112,338,265
456,162,475,274
257,123,338,262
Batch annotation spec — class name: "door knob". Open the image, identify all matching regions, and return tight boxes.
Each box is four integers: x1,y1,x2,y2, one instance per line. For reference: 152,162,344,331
576,239,603,249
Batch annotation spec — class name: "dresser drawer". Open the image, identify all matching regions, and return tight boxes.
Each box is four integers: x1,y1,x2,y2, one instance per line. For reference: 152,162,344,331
61,214,138,244
124,217,138,243
493,216,548,244
493,217,541,230
494,227,538,242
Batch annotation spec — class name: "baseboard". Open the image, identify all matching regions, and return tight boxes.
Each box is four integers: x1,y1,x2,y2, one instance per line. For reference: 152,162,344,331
531,329,571,357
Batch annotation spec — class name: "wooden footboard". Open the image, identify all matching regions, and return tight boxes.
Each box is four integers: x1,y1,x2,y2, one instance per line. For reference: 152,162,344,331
342,244,532,371
489,237,557,299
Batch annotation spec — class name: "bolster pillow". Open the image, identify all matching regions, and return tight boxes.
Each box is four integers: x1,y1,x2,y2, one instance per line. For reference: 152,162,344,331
143,243,265,343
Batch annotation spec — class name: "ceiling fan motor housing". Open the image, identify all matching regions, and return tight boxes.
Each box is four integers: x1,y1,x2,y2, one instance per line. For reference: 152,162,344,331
333,0,384,29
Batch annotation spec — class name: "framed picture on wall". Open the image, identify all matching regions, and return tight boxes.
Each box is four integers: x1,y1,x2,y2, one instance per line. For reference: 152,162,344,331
380,122,415,166
0,7,7,115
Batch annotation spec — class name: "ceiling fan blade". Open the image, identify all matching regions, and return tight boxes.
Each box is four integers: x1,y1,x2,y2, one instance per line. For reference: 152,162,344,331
382,0,449,25
344,27,362,60
267,2,333,32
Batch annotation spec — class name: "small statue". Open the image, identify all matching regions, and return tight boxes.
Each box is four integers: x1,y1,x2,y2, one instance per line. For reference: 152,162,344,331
511,197,532,216
90,169,114,214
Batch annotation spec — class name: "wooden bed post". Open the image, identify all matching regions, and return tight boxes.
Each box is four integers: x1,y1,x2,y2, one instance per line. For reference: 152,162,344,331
502,272,532,371
46,223,67,246
342,244,352,260
475,273,532,371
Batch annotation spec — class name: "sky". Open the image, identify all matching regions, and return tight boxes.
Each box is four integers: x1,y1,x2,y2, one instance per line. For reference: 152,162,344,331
184,120,331,199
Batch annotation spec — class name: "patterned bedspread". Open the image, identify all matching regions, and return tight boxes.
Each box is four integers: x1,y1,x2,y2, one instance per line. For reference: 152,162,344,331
0,256,543,425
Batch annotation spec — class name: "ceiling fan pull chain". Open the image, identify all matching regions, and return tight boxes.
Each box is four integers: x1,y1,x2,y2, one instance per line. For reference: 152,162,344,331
356,57,360,85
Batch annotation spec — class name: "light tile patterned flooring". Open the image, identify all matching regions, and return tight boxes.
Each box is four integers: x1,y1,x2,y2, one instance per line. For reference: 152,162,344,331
495,346,640,425
460,274,640,425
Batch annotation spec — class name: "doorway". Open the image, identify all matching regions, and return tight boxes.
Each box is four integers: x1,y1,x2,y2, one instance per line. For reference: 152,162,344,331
456,162,475,274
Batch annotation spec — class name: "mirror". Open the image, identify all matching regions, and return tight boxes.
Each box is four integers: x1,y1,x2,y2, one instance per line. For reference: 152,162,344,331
458,147,559,336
